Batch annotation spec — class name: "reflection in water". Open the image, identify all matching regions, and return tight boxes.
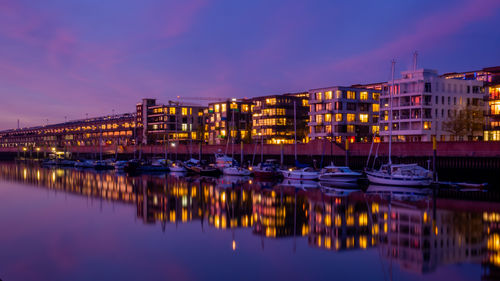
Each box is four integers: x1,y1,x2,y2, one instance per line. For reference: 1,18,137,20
1,162,499,280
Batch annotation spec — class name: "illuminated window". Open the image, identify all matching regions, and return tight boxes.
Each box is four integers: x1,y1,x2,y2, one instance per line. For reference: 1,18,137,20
266,98,276,105
372,126,379,134
372,104,379,112
347,125,354,133
360,91,368,100
316,92,322,100
215,104,220,113
182,107,188,115
372,92,380,101
169,107,176,115
325,91,332,100
221,104,227,112
347,91,356,99
325,114,331,122
423,121,431,130
242,104,249,112
491,101,500,115
359,114,368,123
302,99,309,106
181,124,188,131
316,115,323,124
230,102,237,110
347,114,355,122
335,114,342,122
335,90,342,99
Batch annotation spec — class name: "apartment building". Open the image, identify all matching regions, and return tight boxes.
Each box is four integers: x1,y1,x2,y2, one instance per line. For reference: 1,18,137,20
136,98,205,145
251,93,309,144
379,69,485,142
205,99,253,145
485,84,500,141
0,113,136,149
308,86,380,143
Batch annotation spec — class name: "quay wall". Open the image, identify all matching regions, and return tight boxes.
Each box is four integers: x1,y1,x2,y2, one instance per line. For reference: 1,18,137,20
2,141,500,172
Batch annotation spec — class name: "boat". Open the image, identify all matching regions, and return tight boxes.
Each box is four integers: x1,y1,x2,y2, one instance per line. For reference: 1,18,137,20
114,160,129,170
214,153,235,169
59,159,76,167
74,160,94,168
251,159,281,179
93,160,114,170
281,167,319,180
169,161,187,172
365,163,432,187
365,60,432,187
223,166,252,176
137,159,169,172
187,161,221,177
318,164,362,183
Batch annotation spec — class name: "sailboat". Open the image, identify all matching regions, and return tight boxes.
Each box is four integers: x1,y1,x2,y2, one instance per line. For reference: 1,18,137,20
365,60,432,187
222,103,252,176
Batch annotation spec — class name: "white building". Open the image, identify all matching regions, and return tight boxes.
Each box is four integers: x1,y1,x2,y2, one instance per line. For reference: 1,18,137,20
380,69,485,142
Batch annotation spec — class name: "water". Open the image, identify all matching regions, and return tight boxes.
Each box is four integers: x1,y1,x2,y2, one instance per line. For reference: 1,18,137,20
0,162,498,281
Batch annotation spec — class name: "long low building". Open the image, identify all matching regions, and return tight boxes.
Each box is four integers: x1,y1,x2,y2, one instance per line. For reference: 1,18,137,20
0,113,136,149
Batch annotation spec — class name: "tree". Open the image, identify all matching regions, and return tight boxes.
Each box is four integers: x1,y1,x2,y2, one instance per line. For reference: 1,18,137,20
443,104,484,140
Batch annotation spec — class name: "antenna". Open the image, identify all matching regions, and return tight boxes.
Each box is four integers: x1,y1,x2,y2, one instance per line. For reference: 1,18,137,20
17,119,20,129
413,51,418,71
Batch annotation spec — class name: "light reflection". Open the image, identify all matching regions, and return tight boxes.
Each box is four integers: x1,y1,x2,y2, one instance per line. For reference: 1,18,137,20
0,162,498,278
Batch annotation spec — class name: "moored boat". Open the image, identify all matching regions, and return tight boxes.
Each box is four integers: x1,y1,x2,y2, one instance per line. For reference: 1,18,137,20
281,167,319,180
318,164,361,183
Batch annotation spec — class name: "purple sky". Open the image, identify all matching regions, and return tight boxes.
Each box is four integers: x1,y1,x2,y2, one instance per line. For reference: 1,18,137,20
0,0,499,130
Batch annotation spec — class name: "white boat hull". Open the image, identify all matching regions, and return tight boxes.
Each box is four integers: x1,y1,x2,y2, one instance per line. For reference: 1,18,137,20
318,174,360,183
366,172,431,187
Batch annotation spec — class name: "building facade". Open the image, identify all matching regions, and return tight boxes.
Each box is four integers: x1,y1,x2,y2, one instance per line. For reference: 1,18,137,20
251,93,309,144
308,86,380,143
485,84,500,141
136,98,205,145
0,113,136,149
205,99,253,145
380,69,486,142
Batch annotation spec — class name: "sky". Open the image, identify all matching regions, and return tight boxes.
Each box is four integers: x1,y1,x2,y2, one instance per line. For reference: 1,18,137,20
0,0,499,130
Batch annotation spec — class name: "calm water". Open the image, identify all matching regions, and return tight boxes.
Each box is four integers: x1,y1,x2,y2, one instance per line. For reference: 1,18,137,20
0,162,498,281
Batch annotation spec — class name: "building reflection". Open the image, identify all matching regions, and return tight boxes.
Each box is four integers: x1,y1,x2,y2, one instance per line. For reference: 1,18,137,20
1,162,499,279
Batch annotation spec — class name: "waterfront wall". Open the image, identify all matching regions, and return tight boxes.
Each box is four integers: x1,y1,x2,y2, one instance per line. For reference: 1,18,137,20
2,140,500,158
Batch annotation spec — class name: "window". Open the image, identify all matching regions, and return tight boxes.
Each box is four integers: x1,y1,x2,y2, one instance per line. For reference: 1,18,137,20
316,92,322,101
347,114,355,122
346,103,356,111
347,91,356,99
315,115,323,124
169,107,176,115
182,107,188,115
214,104,220,113
372,126,379,134
221,104,227,112
347,125,355,133
360,91,368,100
336,90,342,99
335,114,343,122
372,92,380,101
325,114,332,122
315,104,323,112
325,91,332,100
372,104,379,112
424,82,432,93
359,114,368,123
242,104,249,112
266,98,277,105
423,121,431,130
335,102,343,110
182,124,188,131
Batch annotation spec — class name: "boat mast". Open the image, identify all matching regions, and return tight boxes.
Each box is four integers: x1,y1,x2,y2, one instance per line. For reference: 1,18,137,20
164,108,168,160
231,102,235,161
294,100,297,163
388,60,395,166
